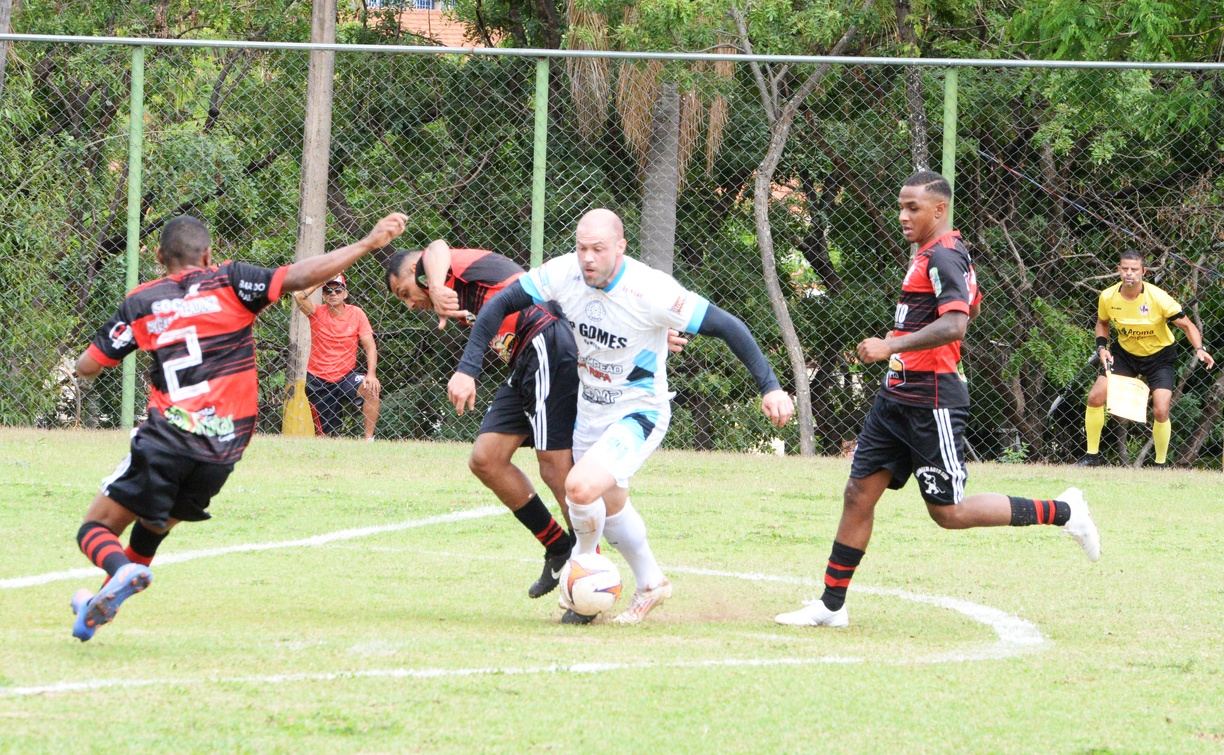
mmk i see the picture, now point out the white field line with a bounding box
[0,509,1047,696]
[0,506,507,589]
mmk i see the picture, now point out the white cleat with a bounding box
[774,600,849,627]
[1058,487,1100,562]
[612,578,672,625]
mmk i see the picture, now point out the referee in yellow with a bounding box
[1078,250,1214,467]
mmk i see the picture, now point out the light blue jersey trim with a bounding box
[600,261,628,293]
[685,296,711,333]
[520,274,546,304]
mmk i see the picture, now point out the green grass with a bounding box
[1,428,1222,753]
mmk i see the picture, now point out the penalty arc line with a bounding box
[0,510,1047,696]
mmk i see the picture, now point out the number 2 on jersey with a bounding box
[158,326,210,402]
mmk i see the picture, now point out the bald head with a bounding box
[575,208,627,288]
[577,208,625,240]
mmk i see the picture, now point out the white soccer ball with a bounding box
[559,552,622,616]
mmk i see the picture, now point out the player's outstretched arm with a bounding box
[282,213,408,292]
[695,305,793,427]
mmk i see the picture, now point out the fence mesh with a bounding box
[1,39,1221,467]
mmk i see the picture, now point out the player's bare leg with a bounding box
[776,470,890,627]
[470,432,573,597]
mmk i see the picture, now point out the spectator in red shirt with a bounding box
[292,274,381,440]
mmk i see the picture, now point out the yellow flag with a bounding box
[1106,373,1149,424]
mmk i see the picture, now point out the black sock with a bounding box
[1008,496,1071,527]
[77,521,131,577]
[513,495,569,554]
[128,520,168,560]
[819,541,865,612]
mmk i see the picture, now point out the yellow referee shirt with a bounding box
[1098,282,1183,357]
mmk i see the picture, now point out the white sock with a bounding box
[602,500,665,591]
[567,497,605,555]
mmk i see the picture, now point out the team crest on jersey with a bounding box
[886,353,907,389]
[584,300,607,321]
[1139,302,1150,315]
[108,322,134,350]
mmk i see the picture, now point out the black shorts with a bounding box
[306,370,365,435]
[1110,343,1177,392]
[101,428,234,529]
[478,321,578,451]
[848,395,968,505]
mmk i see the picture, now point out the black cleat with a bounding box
[561,608,596,625]
[528,549,570,599]
[1074,453,1103,467]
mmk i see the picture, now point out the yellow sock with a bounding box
[1085,405,1105,455]
[1153,419,1171,464]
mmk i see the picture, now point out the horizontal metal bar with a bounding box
[3,32,1224,70]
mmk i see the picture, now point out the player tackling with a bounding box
[774,171,1100,628]
[448,208,794,624]
[69,212,407,641]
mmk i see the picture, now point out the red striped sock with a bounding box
[77,522,131,577]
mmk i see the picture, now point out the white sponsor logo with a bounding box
[151,295,222,318]
[107,322,133,350]
[582,386,622,405]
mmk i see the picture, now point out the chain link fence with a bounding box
[1,37,1222,467]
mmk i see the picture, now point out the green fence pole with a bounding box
[530,57,549,269]
[942,67,958,225]
[120,45,145,429]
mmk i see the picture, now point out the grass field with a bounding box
[1,427,1221,753]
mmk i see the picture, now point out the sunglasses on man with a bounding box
[322,285,345,294]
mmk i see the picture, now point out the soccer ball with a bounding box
[559,553,622,616]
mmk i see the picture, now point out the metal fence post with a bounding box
[942,67,958,225]
[120,45,145,429]
[530,57,549,269]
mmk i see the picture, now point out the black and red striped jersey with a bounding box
[414,248,559,363]
[86,261,288,463]
[881,231,981,408]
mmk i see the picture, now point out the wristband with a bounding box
[1197,346,1208,353]
[1096,337,1108,349]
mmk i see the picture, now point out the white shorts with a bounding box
[572,407,670,488]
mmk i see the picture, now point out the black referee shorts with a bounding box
[1110,343,1177,392]
[478,321,578,451]
[848,394,969,506]
[101,428,234,529]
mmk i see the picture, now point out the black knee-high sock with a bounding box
[1008,496,1071,527]
[127,520,168,564]
[819,540,865,612]
[77,521,131,577]
[513,494,570,555]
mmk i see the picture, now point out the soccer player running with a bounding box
[292,274,382,440]
[70,212,407,641]
[385,240,581,599]
[448,209,794,624]
[1076,250,1214,467]
[774,171,1100,628]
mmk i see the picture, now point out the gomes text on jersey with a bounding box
[883,231,982,409]
[85,261,287,463]
[521,254,709,413]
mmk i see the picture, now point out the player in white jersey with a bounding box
[449,209,794,624]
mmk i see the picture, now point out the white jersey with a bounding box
[520,253,710,424]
